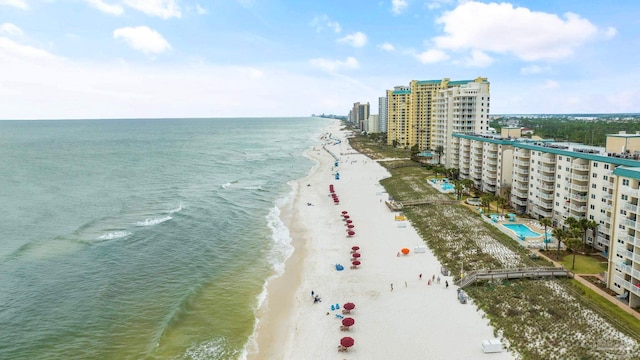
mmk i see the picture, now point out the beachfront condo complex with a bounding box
[383,77,490,153]
[449,130,640,308]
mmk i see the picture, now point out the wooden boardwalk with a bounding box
[456,267,572,288]
[385,199,458,211]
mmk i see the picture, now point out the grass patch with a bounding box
[561,254,607,274]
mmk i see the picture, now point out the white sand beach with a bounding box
[249,121,515,359]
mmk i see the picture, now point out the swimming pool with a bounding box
[502,223,541,238]
[441,183,454,191]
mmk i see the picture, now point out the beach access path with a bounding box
[249,122,515,359]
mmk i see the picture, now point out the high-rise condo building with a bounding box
[385,77,489,154]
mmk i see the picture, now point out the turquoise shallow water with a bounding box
[0,117,330,359]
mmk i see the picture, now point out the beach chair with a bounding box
[342,309,351,314]
[338,345,348,352]
[340,325,350,331]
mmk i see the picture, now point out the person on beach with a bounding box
[405,281,407,287]
[437,276,441,284]
[390,283,394,291]
[311,290,314,297]
[432,274,435,281]
[419,273,422,280]
[445,280,449,289]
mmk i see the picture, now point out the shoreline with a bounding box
[249,122,514,359]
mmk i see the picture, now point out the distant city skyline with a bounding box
[0,0,638,119]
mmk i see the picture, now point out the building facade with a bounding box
[450,131,640,309]
[378,96,388,133]
[385,77,489,153]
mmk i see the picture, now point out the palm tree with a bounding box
[481,194,492,214]
[462,179,475,196]
[453,180,464,200]
[566,227,583,270]
[497,197,506,215]
[539,218,553,251]
[586,220,599,253]
[434,145,444,165]
[552,228,568,261]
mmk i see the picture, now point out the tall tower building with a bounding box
[378,96,388,133]
[385,77,489,151]
[386,85,411,147]
[436,78,491,167]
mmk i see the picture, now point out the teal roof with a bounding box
[416,80,441,85]
[453,133,640,167]
[613,166,640,180]
[392,90,411,95]
[448,80,476,85]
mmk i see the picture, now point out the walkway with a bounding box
[456,267,571,288]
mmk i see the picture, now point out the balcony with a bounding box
[572,174,589,182]
[569,203,586,212]
[624,203,639,213]
[570,193,587,202]
[540,175,555,182]
[572,163,590,171]
[535,208,553,217]
[515,167,529,175]
[617,247,634,259]
[486,159,497,166]
[541,157,556,164]
[484,178,497,186]
[625,218,637,229]
[516,159,531,167]
[570,184,589,192]
[622,187,640,198]
[538,200,554,210]
[513,188,528,197]
[540,193,554,200]
[514,183,529,192]
[512,198,528,206]
[540,166,555,173]
[540,184,554,191]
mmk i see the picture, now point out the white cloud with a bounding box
[309,56,359,72]
[433,1,604,61]
[0,37,58,61]
[540,79,559,89]
[425,0,454,10]
[391,0,408,15]
[85,0,124,15]
[310,15,341,33]
[124,0,181,19]
[337,32,367,48]
[113,26,171,54]
[195,4,207,15]
[378,42,395,52]
[459,49,493,67]
[0,23,23,36]
[520,64,551,75]
[415,48,449,63]
[0,0,27,10]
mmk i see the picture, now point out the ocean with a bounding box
[0,117,332,359]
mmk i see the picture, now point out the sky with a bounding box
[1,0,639,119]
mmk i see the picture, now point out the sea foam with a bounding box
[136,216,172,227]
[97,231,132,240]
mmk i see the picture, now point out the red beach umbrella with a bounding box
[347,231,355,237]
[352,252,361,258]
[401,248,410,255]
[347,224,355,229]
[340,337,355,348]
[351,246,359,251]
[341,211,348,214]
[345,219,353,224]
[351,260,361,266]
[343,215,350,219]
[343,302,355,310]
[342,317,355,327]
